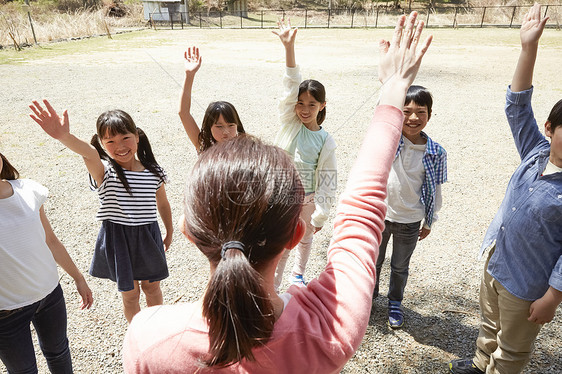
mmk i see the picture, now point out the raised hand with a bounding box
[29,99,70,140]
[378,12,432,88]
[272,18,297,48]
[377,12,432,109]
[30,99,104,183]
[520,3,548,48]
[512,3,548,92]
[184,46,202,75]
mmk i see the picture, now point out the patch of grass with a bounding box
[0,29,172,64]
[0,0,145,48]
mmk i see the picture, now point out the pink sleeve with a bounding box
[288,105,404,370]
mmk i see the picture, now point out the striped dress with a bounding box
[88,160,169,292]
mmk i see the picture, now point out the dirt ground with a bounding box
[1,27,561,373]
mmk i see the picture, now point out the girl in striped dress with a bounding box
[30,101,173,323]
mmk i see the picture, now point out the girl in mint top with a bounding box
[273,21,337,290]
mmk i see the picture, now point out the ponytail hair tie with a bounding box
[221,241,246,260]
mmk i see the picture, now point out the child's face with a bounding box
[211,114,238,143]
[546,122,562,167]
[402,102,430,143]
[101,130,139,168]
[295,91,325,128]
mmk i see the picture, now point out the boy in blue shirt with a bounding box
[449,3,562,373]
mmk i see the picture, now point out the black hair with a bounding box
[0,152,19,180]
[90,110,165,193]
[405,85,433,119]
[199,101,245,153]
[298,79,327,126]
[547,99,562,133]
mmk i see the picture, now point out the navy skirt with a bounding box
[90,221,168,292]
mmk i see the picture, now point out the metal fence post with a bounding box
[240,10,243,28]
[544,5,549,19]
[351,9,354,28]
[305,8,307,28]
[199,12,202,28]
[328,8,331,28]
[24,0,37,44]
[426,6,430,27]
[509,6,516,28]
[282,9,285,20]
[375,6,379,28]
[480,7,486,28]
[171,13,174,29]
[453,6,458,28]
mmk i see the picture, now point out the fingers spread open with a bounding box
[391,15,406,49]
[410,20,425,51]
[419,34,433,58]
[43,99,57,117]
[29,101,42,118]
[401,12,417,49]
[379,39,390,54]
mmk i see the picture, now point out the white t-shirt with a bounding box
[543,161,562,176]
[0,179,59,310]
[385,137,427,224]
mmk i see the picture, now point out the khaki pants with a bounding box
[473,248,542,374]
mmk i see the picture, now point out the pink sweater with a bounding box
[123,105,404,374]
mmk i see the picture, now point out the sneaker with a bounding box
[448,358,484,374]
[388,300,404,329]
[290,274,307,287]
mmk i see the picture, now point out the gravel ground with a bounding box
[1,27,561,373]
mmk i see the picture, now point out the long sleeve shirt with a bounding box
[480,86,562,301]
[274,66,337,228]
[122,105,404,374]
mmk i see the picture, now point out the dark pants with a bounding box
[0,284,72,374]
[374,220,421,302]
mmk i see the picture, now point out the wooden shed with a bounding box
[227,0,248,18]
[141,0,188,22]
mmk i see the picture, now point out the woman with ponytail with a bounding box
[30,103,172,323]
[124,11,432,373]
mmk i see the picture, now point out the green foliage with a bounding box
[189,0,204,12]
[57,0,101,12]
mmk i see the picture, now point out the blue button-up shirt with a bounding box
[480,86,562,301]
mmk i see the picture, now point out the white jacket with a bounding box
[274,66,337,228]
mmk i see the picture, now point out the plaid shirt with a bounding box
[395,132,447,227]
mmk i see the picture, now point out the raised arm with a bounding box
[40,206,93,310]
[30,100,105,185]
[378,13,432,109]
[273,19,297,68]
[299,13,432,366]
[512,3,548,92]
[178,46,203,150]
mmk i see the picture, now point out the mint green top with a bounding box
[274,66,337,228]
[287,126,329,193]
